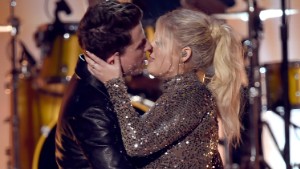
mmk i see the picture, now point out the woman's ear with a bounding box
[106,52,119,64]
[180,47,192,63]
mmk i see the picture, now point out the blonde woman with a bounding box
[85,8,248,168]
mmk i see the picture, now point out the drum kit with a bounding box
[1,0,299,169]
[1,1,155,169]
[2,0,82,169]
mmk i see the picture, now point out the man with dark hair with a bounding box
[55,1,152,168]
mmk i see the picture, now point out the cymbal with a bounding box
[0,25,13,33]
[212,9,298,21]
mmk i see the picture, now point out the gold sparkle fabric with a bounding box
[105,72,223,169]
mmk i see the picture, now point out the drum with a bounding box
[16,73,63,169]
[32,121,57,169]
[35,22,82,88]
[17,31,75,167]
[17,76,38,169]
[32,96,154,169]
[31,83,63,131]
[262,62,300,110]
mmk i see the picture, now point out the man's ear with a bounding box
[106,52,119,64]
[180,47,192,63]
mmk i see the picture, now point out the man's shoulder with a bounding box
[59,78,114,118]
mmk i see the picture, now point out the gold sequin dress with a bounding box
[105,72,224,169]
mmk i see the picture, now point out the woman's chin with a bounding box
[147,67,154,76]
[147,70,159,78]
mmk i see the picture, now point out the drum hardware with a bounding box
[261,109,300,157]
[4,0,22,168]
[234,0,269,169]
[7,69,64,169]
[219,0,297,168]
[19,41,36,66]
[34,0,75,84]
[212,9,298,21]
[16,45,38,169]
[279,0,292,168]
[0,25,13,33]
[214,5,297,167]
[34,22,81,94]
[260,109,300,169]
[19,41,37,78]
[240,0,293,168]
[2,31,38,169]
[16,1,77,168]
[54,0,72,22]
[3,1,75,169]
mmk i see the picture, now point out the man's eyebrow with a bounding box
[136,38,146,49]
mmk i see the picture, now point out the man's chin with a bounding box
[124,68,144,76]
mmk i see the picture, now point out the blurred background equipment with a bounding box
[4,0,81,168]
[34,22,81,95]
[11,0,159,168]
[180,0,235,14]
[7,0,21,168]
[211,0,299,168]
[213,8,298,21]
[1,0,300,169]
[34,0,79,86]
[28,0,80,168]
[243,1,266,168]
[0,25,13,33]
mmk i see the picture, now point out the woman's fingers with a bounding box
[113,54,121,67]
[85,50,106,66]
[87,64,95,75]
[84,51,122,83]
[85,55,95,67]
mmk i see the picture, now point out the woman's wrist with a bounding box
[105,77,126,90]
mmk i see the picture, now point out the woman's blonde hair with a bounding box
[156,9,248,145]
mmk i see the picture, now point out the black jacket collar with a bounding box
[75,54,108,97]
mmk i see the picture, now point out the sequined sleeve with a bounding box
[105,77,216,157]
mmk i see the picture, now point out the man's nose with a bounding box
[145,41,153,53]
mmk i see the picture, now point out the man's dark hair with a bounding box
[77,1,143,60]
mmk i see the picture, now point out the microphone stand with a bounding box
[280,0,291,168]
[246,0,265,168]
[8,0,21,168]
